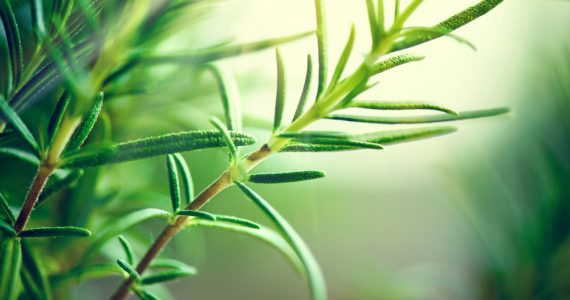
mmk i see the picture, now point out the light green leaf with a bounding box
[273,49,287,131]
[314,0,328,99]
[47,92,71,149]
[371,53,425,75]
[0,97,40,154]
[279,132,383,150]
[235,183,326,300]
[249,171,325,184]
[172,153,194,205]
[118,236,135,265]
[292,55,314,121]
[19,226,91,238]
[349,100,458,115]
[398,27,477,51]
[365,0,379,46]
[207,65,241,131]
[211,215,261,229]
[60,130,256,169]
[210,118,238,162]
[328,25,355,89]
[176,210,216,221]
[116,259,140,283]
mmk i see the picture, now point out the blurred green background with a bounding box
[2,0,570,299]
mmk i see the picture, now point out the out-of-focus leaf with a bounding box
[349,100,458,115]
[328,25,355,89]
[140,268,197,285]
[0,148,40,165]
[20,240,52,300]
[314,0,328,98]
[36,170,83,206]
[0,238,22,300]
[116,259,140,282]
[0,1,24,89]
[273,49,287,131]
[0,96,40,154]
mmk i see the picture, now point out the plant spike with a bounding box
[314,0,328,99]
[118,236,135,265]
[210,118,239,162]
[0,1,24,89]
[328,107,510,124]
[65,92,104,152]
[172,153,194,204]
[0,219,16,237]
[19,226,91,238]
[249,171,326,184]
[394,0,401,19]
[208,65,240,131]
[0,96,41,155]
[293,55,314,121]
[365,0,379,47]
[328,25,355,89]
[273,48,287,132]
[166,155,181,213]
[235,183,326,300]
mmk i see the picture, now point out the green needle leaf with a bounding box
[398,27,477,51]
[293,54,314,121]
[36,170,83,206]
[212,215,261,229]
[207,65,241,131]
[249,171,326,184]
[65,92,104,152]
[30,0,47,39]
[349,100,458,115]
[80,208,171,263]
[235,183,326,300]
[140,269,197,285]
[210,118,239,162]
[371,53,425,75]
[0,192,15,223]
[51,263,122,287]
[116,259,140,283]
[314,0,328,99]
[47,92,71,148]
[166,155,181,213]
[279,132,383,150]
[133,289,161,300]
[0,219,16,237]
[0,96,40,154]
[328,107,510,124]
[365,0,379,46]
[273,49,287,132]
[20,240,52,300]
[172,153,194,204]
[0,1,24,89]
[0,148,40,165]
[0,238,21,300]
[118,236,135,265]
[19,226,91,238]
[150,259,196,272]
[392,0,503,51]
[60,130,256,169]
[176,210,216,221]
[328,25,355,89]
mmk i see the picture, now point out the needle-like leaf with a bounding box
[235,183,326,300]
[47,92,71,148]
[391,0,503,51]
[398,27,477,51]
[176,210,216,221]
[140,269,197,285]
[210,118,238,162]
[30,0,47,39]
[0,219,15,237]
[328,107,510,124]
[208,65,241,131]
[212,215,261,229]
[133,289,160,300]
[328,25,355,89]
[0,148,40,165]
[20,240,52,300]
[0,238,21,300]
[349,100,458,115]
[116,259,140,282]
[172,153,194,205]
[118,236,135,265]
[150,259,196,272]
[0,192,15,224]
[293,55,314,121]
[166,155,181,213]
[352,126,458,145]
[60,130,256,169]
[273,49,287,132]
[0,96,40,154]
[365,0,379,46]
[19,226,91,238]
[65,92,104,152]
[371,53,425,75]
[314,0,328,98]
[0,1,24,89]
[249,171,326,184]
[279,132,383,150]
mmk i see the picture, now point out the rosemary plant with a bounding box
[0,0,508,299]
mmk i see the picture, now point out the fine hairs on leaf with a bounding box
[273,48,287,132]
[166,154,181,213]
[293,55,314,121]
[18,226,91,238]
[172,153,194,205]
[249,170,326,184]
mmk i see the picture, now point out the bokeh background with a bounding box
[2,0,570,299]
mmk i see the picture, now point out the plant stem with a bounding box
[13,165,53,233]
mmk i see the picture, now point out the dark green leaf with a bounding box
[65,92,104,152]
[172,153,194,205]
[150,258,195,272]
[212,215,261,229]
[80,208,171,263]
[166,155,181,213]
[30,0,47,39]
[47,92,71,148]
[0,97,40,154]
[36,170,83,206]
[176,210,216,221]
[60,130,256,169]
[273,49,287,131]
[20,240,52,300]
[0,148,40,165]
[133,289,161,300]
[0,1,24,89]
[116,259,140,282]
[140,269,197,285]
[0,238,21,300]
[235,183,326,300]
[19,226,91,238]
[0,219,15,237]
[328,107,510,124]
[349,100,458,115]
[0,192,15,223]
[292,55,314,121]
[314,0,328,99]
[118,236,135,265]
[391,0,504,51]
[210,118,238,162]
[328,25,355,89]
[371,54,425,75]
[249,171,325,184]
